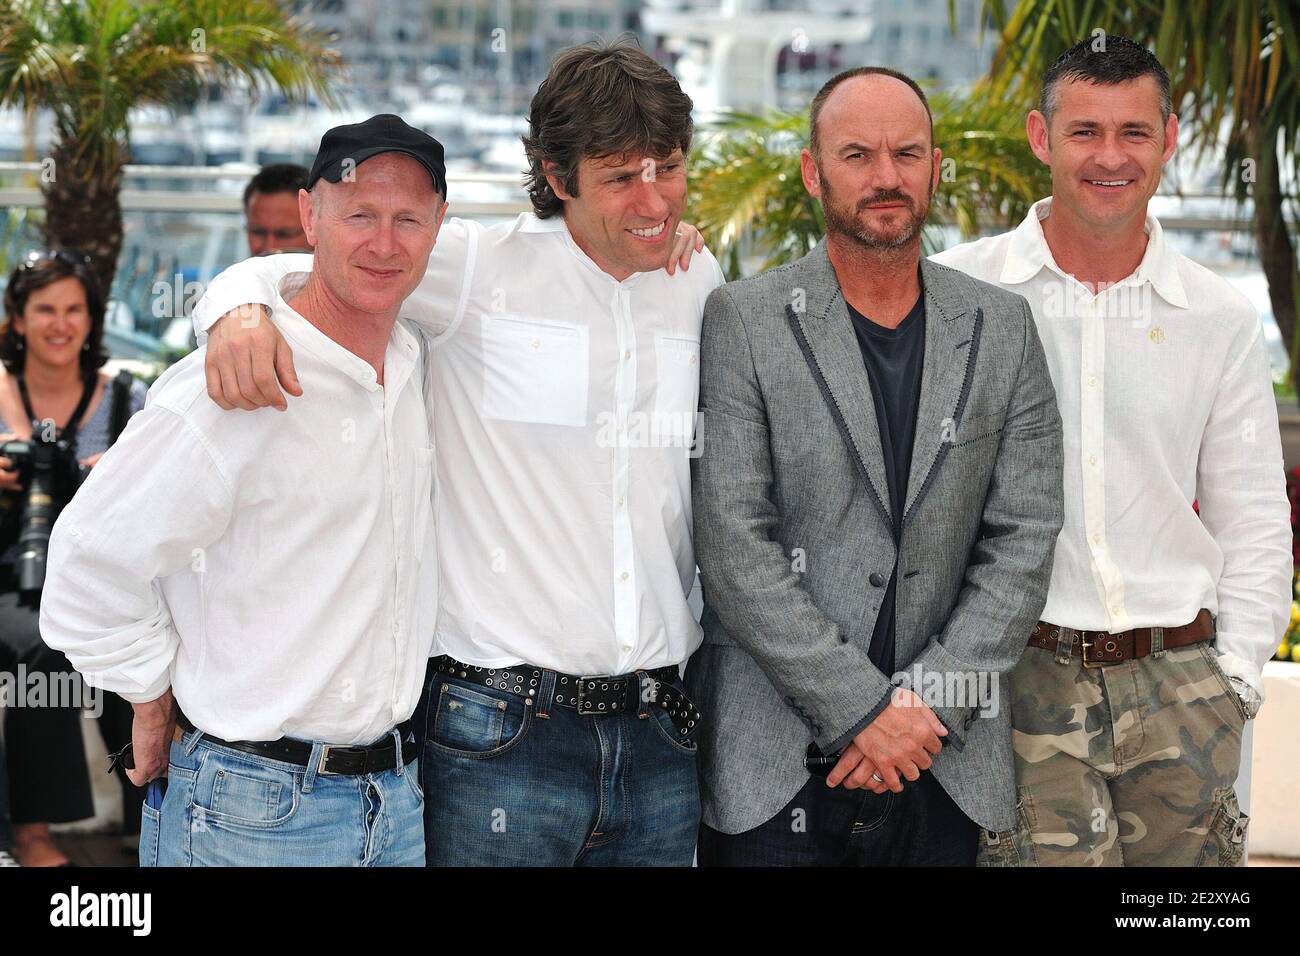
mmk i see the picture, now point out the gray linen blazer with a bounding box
[686,241,1063,834]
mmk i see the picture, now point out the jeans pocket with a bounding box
[1197,788,1250,867]
[427,679,531,758]
[139,804,161,868]
[191,747,300,829]
[649,703,699,756]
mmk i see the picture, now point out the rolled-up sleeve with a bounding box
[40,404,234,702]
[1195,318,1293,695]
[191,253,311,342]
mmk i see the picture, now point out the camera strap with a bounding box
[16,371,97,448]
[108,370,135,444]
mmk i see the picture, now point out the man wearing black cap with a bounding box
[40,117,448,866]
[192,44,721,867]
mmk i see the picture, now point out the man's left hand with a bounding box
[665,222,706,275]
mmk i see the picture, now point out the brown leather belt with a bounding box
[1028,609,1213,667]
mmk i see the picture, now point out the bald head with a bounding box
[810,67,933,158]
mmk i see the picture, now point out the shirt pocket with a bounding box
[411,445,434,563]
[480,314,589,427]
[653,332,700,440]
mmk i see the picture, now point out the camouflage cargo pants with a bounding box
[977,637,1250,867]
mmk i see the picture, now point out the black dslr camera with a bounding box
[0,431,85,607]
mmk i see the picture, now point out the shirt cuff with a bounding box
[1211,647,1263,697]
[1213,647,1264,700]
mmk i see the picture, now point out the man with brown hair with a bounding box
[933,35,1289,866]
[189,42,721,866]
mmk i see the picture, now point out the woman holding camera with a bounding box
[0,249,147,866]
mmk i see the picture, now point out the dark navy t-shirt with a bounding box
[846,290,926,677]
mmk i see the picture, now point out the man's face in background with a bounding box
[246,189,309,255]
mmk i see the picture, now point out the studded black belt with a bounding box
[429,654,702,740]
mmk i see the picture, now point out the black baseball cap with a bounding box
[307,113,447,197]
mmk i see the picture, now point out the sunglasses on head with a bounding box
[17,249,92,272]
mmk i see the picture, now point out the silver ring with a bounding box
[871,772,884,784]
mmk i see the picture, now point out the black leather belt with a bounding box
[177,712,417,775]
[429,654,702,740]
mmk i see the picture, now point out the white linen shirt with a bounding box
[41,275,438,744]
[933,198,1291,695]
[194,213,725,676]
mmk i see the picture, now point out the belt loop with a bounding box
[391,728,405,776]
[535,670,556,719]
[1054,627,1076,665]
[636,670,654,719]
[181,726,204,755]
[1150,626,1165,659]
[302,742,323,794]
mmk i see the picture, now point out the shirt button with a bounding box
[616,497,624,508]
[531,339,541,349]
[623,350,631,360]
[620,571,629,582]
[1089,455,1097,466]
[1088,376,1097,387]
[1093,533,1102,544]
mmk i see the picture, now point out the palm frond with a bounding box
[687,92,1048,275]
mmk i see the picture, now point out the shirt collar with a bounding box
[272,273,419,392]
[514,211,652,288]
[1000,196,1188,309]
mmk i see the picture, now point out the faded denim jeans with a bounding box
[142,725,424,867]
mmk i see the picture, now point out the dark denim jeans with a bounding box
[414,660,700,866]
[698,768,977,866]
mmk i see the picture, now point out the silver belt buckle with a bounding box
[317,744,340,775]
[1081,634,1122,668]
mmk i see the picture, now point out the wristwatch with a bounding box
[1227,676,1263,720]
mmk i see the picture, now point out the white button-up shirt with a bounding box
[42,275,438,744]
[195,213,724,676]
[933,198,1291,694]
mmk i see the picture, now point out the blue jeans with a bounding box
[415,662,701,865]
[141,726,425,867]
